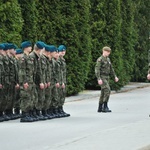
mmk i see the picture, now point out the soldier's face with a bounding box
[103,50,110,57]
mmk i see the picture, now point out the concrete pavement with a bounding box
[0,82,150,150]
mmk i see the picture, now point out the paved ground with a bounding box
[0,82,150,150]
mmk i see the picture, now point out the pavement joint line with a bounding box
[65,83,150,103]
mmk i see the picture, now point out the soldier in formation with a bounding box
[0,41,70,122]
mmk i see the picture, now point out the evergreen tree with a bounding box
[132,0,150,81]
[18,0,38,43]
[0,0,23,45]
[120,0,137,83]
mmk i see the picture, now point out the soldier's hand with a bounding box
[44,83,48,89]
[40,83,45,89]
[47,82,51,87]
[98,79,103,85]
[0,84,3,89]
[62,83,65,89]
[115,77,119,82]
[15,83,20,89]
[147,74,150,80]
[23,83,29,89]
[56,83,60,88]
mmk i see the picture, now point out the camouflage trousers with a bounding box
[0,88,4,111]
[50,84,59,108]
[14,89,20,109]
[99,76,111,104]
[20,83,36,112]
[35,86,45,110]
[58,86,66,107]
[43,86,52,110]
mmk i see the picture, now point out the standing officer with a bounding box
[58,45,70,117]
[19,41,35,122]
[29,41,47,120]
[95,46,119,113]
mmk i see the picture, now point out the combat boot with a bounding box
[52,108,62,118]
[5,109,16,120]
[20,111,34,122]
[42,110,53,119]
[47,108,56,119]
[0,111,5,122]
[36,109,47,120]
[102,102,111,113]
[97,103,103,113]
[14,108,21,119]
[59,106,70,117]
[29,110,38,122]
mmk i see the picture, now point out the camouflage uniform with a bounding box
[95,55,116,112]
[0,54,4,121]
[58,57,66,107]
[51,57,60,109]
[19,53,35,113]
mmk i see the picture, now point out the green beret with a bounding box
[21,41,32,49]
[16,48,23,54]
[58,45,66,52]
[0,43,5,50]
[36,41,45,49]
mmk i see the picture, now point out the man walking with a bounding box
[95,46,119,113]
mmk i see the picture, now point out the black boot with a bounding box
[20,111,34,122]
[36,109,47,120]
[102,102,111,113]
[52,108,62,118]
[14,108,21,119]
[29,110,38,121]
[97,103,103,112]
[47,108,56,119]
[42,110,52,119]
[59,106,70,117]
[5,109,16,120]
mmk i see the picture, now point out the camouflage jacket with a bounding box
[0,55,4,85]
[95,55,116,80]
[59,57,66,84]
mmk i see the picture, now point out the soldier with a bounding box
[58,45,70,117]
[19,41,35,122]
[95,46,119,113]
[49,45,62,118]
[29,41,47,120]
[5,43,19,120]
[14,48,24,118]
[0,44,5,122]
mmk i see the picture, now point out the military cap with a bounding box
[45,44,57,52]
[21,41,32,49]
[0,43,5,50]
[58,45,66,52]
[8,43,18,49]
[36,41,45,49]
[16,48,23,54]
[3,43,9,51]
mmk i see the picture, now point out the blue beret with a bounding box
[58,45,66,52]
[3,43,9,51]
[21,41,32,49]
[45,45,57,52]
[0,43,5,50]
[16,48,23,54]
[36,41,45,49]
[8,43,18,49]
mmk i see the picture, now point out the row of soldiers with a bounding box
[0,41,70,122]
